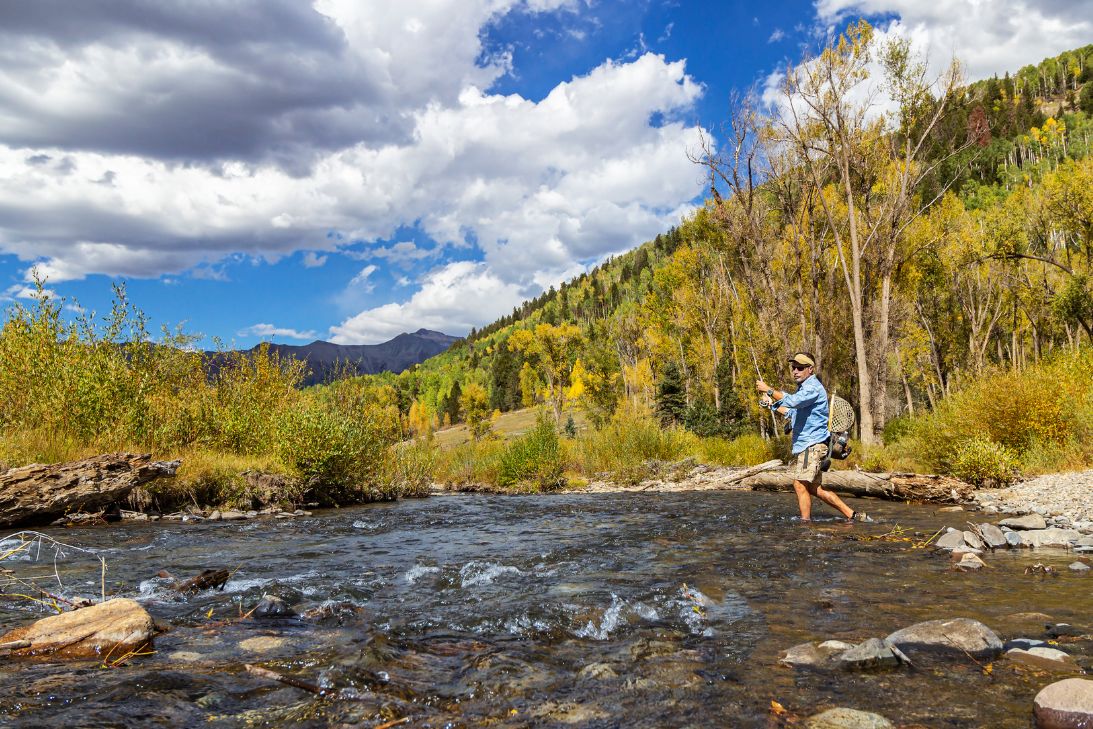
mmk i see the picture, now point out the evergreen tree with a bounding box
[445,380,462,424]
[716,356,748,437]
[655,361,686,426]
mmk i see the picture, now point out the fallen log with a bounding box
[740,469,974,503]
[165,568,230,594]
[0,453,180,527]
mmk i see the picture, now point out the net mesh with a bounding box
[829,394,856,433]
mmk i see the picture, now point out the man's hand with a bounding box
[755,379,769,394]
[759,394,773,407]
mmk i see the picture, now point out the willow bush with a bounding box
[891,348,1093,477]
[0,285,406,507]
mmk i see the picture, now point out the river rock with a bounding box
[577,662,618,681]
[1021,528,1081,548]
[1008,647,1079,672]
[252,594,294,618]
[1006,531,1023,547]
[885,618,1002,659]
[835,638,900,670]
[953,553,986,571]
[220,510,247,521]
[238,636,288,653]
[1033,678,1093,729]
[0,598,154,659]
[951,546,984,558]
[1000,514,1048,530]
[963,530,986,550]
[781,642,838,668]
[1006,638,1048,651]
[806,707,894,729]
[978,523,1007,548]
[1070,562,1090,572]
[936,530,967,550]
[819,640,855,652]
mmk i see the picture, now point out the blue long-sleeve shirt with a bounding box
[772,374,830,454]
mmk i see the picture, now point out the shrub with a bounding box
[382,438,438,498]
[573,403,697,481]
[949,437,1020,487]
[899,349,1090,475]
[696,433,772,466]
[277,403,394,505]
[498,412,565,491]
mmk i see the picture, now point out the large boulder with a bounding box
[1033,678,1093,729]
[0,598,154,660]
[885,618,1002,659]
[806,707,894,729]
[1020,529,1081,548]
[999,514,1048,530]
[978,523,1008,549]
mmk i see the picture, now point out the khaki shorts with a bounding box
[792,442,828,484]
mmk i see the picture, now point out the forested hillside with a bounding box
[368,30,1093,455]
[367,32,1093,456]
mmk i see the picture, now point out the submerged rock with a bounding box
[1007,647,1079,672]
[835,638,900,671]
[806,707,894,729]
[780,641,847,668]
[577,662,617,681]
[1034,678,1093,729]
[999,514,1048,530]
[1069,562,1090,572]
[885,618,1002,659]
[0,598,154,660]
[252,594,295,618]
[954,553,987,571]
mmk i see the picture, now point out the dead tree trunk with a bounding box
[0,453,180,527]
[740,470,974,503]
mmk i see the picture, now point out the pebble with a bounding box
[1033,678,1093,729]
[238,636,288,653]
[1069,562,1090,572]
[977,472,1093,527]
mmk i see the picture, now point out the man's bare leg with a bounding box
[793,479,813,520]
[810,483,854,519]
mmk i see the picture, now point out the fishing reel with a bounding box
[830,431,852,460]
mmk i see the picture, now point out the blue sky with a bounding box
[0,0,1087,345]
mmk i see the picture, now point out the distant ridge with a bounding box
[212,329,460,386]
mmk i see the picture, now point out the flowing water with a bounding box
[0,491,1088,728]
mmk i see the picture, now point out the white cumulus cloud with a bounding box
[238,323,319,341]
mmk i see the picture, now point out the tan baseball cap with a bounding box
[788,352,816,367]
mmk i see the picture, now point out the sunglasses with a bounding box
[790,363,811,371]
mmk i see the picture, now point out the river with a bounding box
[0,491,1087,727]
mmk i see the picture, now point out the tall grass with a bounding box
[0,285,409,507]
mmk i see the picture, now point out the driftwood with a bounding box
[740,469,974,503]
[0,453,179,527]
[162,568,230,594]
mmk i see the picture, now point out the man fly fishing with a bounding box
[756,352,871,523]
